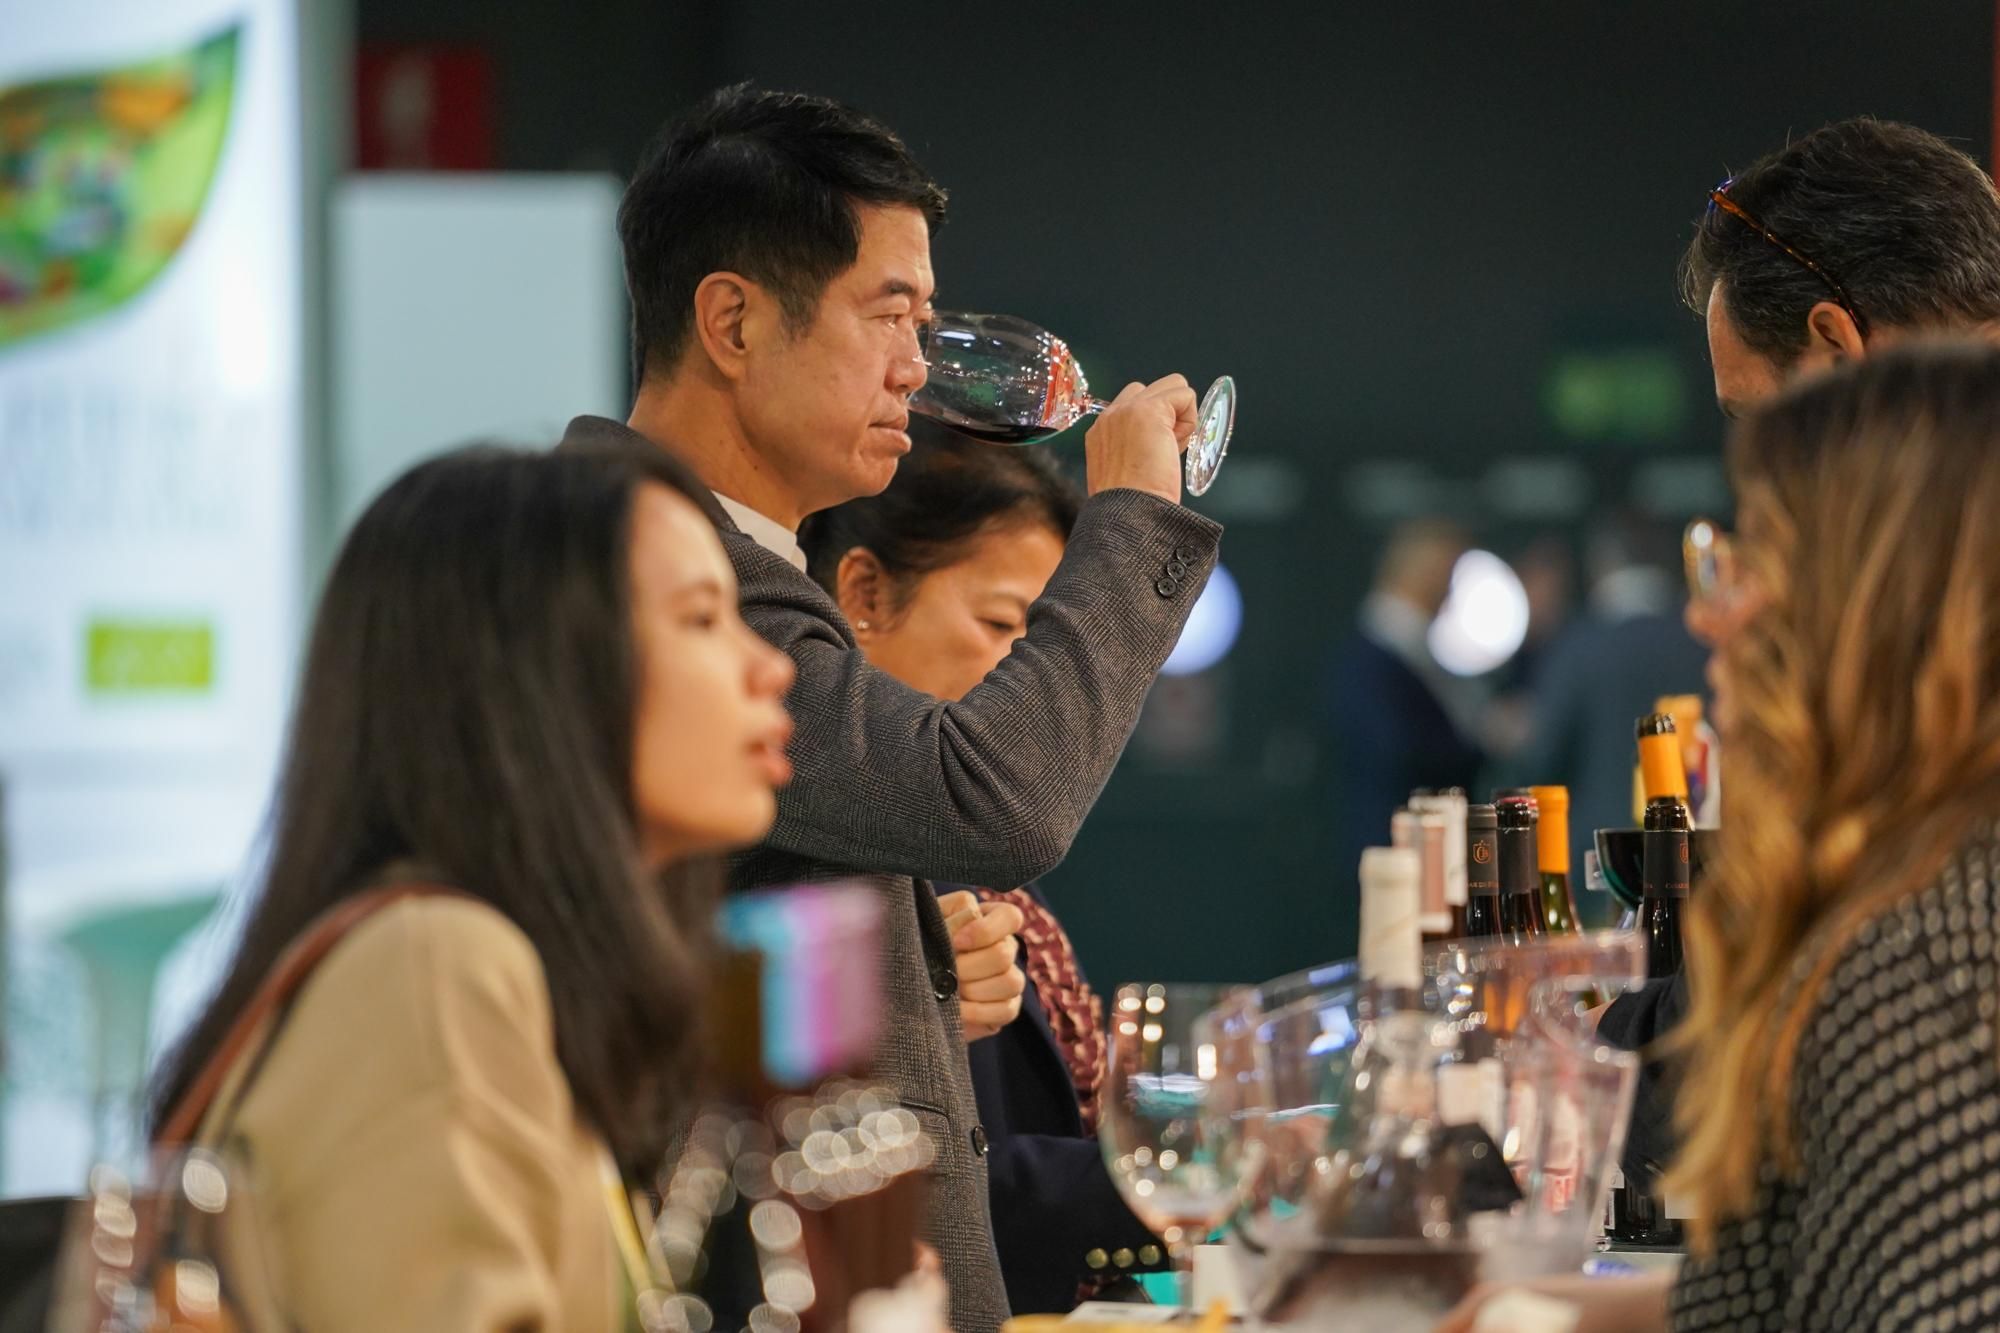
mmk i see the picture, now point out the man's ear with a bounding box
[1804,299,1868,363]
[835,547,891,634]
[690,272,779,381]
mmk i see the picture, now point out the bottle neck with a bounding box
[1536,811,1571,876]
[1499,825,1539,899]
[1642,810,1691,900]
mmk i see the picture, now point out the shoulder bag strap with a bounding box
[154,881,467,1148]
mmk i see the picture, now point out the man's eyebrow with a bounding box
[874,278,936,304]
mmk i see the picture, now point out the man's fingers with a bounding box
[953,901,1024,952]
[955,934,1020,982]
[960,996,1024,1037]
[959,966,1026,1004]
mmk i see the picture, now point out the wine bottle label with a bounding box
[1443,793,1470,907]
[1468,830,1500,898]
[1478,1057,1506,1144]
[1359,847,1423,991]
[1437,1063,1485,1127]
[1543,1095,1582,1213]
[1418,814,1450,924]
[1642,828,1690,898]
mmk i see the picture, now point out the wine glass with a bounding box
[1098,982,1244,1308]
[912,311,1237,496]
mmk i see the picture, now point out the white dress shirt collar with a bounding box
[714,493,807,573]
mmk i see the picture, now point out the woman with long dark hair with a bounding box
[1445,343,2000,1330]
[799,424,1165,1314]
[150,446,795,1328]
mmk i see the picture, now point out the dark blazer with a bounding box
[560,417,1221,1333]
[1517,611,1710,881]
[939,883,1164,1314]
[1325,632,1483,891]
[1597,971,1688,1184]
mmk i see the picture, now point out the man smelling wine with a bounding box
[562,85,1222,1333]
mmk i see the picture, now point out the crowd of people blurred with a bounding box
[1326,508,1711,922]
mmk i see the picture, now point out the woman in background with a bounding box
[1445,343,2000,1330]
[800,423,1165,1313]
[149,447,796,1330]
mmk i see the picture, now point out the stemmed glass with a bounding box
[1098,982,1246,1309]
[912,311,1237,496]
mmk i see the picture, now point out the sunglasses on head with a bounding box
[1707,178,1870,340]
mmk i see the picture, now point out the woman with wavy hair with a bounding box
[1445,342,2000,1332]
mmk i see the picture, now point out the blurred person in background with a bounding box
[148,448,800,1330]
[1325,517,1484,889]
[798,423,1167,1314]
[1447,342,2000,1333]
[1476,535,1577,769]
[564,85,1219,1333]
[1512,510,1707,902]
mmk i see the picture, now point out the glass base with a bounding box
[1186,376,1235,497]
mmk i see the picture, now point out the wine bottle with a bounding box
[1529,785,1581,935]
[1637,714,1691,981]
[1319,848,1456,1234]
[1495,796,1544,944]
[1463,804,1501,939]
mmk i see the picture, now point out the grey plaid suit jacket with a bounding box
[561,416,1222,1333]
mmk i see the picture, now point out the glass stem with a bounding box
[1170,1236,1196,1316]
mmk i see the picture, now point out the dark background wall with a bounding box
[356,0,1995,986]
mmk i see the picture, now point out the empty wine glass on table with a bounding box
[912,311,1238,496]
[1098,982,1248,1310]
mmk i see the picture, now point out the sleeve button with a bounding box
[1085,1248,1109,1270]
[1139,1244,1163,1265]
[1112,1248,1135,1268]
[1165,558,1190,580]
[1155,577,1178,598]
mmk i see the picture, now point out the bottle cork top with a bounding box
[1531,785,1571,874]
[1637,714,1690,801]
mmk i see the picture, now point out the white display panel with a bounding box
[0,0,305,1190]
[0,0,304,896]
[332,172,626,528]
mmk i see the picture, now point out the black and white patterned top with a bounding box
[1671,827,2000,1332]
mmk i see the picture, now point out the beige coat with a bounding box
[204,895,623,1331]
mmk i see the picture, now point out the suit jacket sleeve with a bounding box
[741,488,1222,887]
